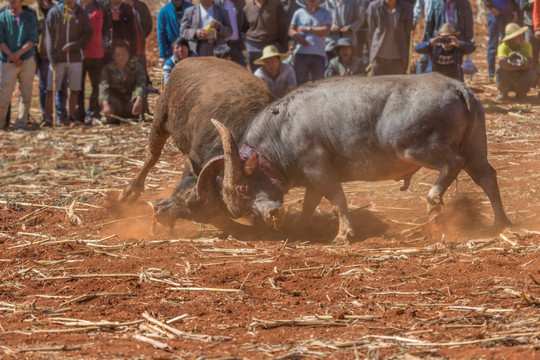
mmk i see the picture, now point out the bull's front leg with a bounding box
[295,185,323,227]
[119,126,170,202]
[302,156,355,244]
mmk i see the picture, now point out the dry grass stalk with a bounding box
[167,287,240,293]
[132,334,169,349]
[59,292,135,307]
[141,311,231,342]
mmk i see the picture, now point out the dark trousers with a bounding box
[524,27,540,66]
[294,53,326,86]
[36,56,68,121]
[496,68,537,95]
[487,11,514,79]
[370,57,405,76]
[108,93,136,123]
[227,40,246,67]
[77,57,103,120]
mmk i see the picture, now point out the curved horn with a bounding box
[193,155,224,204]
[211,119,242,189]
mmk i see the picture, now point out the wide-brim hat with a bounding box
[502,23,528,42]
[435,23,460,37]
[254,45,288,65]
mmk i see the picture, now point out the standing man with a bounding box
[521,0,539,66]
[216,0,246,66]
[32,0,69,125]
[157,0,193,65]
[322,0,361,59]
[367,0,413,76]
[45,0,92,126]
[289,0,332,85]
[121,0,155,94]
[0,0,37,130]
[483,0,519,82]
[180,0,232,57]
[243,0,287,72]
[76,0,111,124]
[102,0,136,62]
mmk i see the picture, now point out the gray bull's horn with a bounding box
[193,155,224,204]
[211,119,242,190]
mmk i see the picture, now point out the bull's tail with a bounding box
[451,81,482,155]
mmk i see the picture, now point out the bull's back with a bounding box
[247,73,474,181]
[160,57,275,163]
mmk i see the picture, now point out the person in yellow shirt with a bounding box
[496,22,538,101]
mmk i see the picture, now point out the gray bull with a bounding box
[190,73,511,242]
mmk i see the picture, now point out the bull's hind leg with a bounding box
[403,146,465,220]
[119,125,170,202]
[464,160,511,227]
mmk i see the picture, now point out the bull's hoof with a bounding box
[118,185,142,203]
[493,215,512,230]
[332,228,355,245]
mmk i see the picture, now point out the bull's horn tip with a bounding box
[210,118,222,127]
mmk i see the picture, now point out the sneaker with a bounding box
[495,92,508,101]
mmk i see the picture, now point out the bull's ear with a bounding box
[186,156,202,176]
[243,153,259,176]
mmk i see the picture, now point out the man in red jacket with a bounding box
[76,0,111,124]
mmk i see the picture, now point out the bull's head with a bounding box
[192,119,286,230]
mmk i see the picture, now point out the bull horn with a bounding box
[192,155,224,204]
[211,119,242,189]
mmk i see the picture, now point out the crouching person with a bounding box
[496,23,537,101]
[414,23,475,81]
[254,45,296,98]
[325,38,365,77]
[99,41,146,124]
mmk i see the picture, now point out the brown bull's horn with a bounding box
[211,119,242,189]
[193,155,224,204]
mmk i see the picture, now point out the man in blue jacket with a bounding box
[157,0,193,65]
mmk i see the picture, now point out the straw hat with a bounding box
[253,46,288,65]
[435,23,460,37]
[502,23,528,42]
[23,0,35,5]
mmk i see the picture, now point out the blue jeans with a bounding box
[294,53,326,86]
[487,11,514,79]
[416,54,432,74]
[37,57,67,121]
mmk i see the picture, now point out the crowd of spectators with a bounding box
[1,0,540,131]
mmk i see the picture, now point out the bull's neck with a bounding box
[239,143,287,186]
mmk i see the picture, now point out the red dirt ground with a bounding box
[1,6,540,360]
